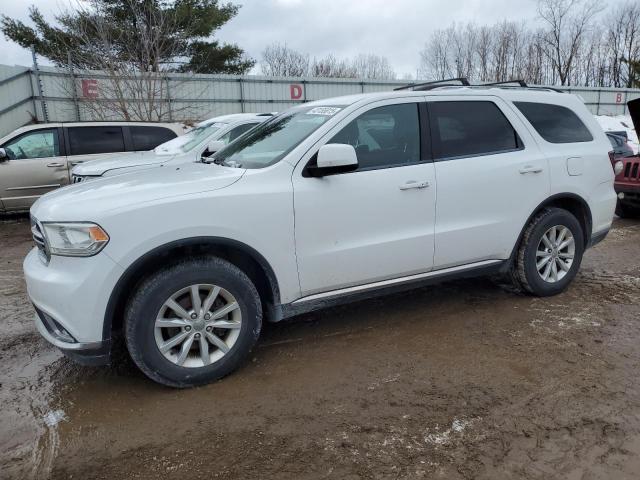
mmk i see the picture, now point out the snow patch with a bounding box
[43,409,66,427]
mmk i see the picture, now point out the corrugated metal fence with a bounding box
[1,62,639,137]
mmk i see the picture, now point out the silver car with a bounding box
[0,122,184,212]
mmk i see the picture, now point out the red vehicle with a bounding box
[614,98,640,218]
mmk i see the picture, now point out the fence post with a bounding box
[31,46,48,122]
[596,89,601,115]
[239,77,245,113]
[165,75,173,121]
[67,52,81,121]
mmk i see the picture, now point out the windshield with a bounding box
[154,122,227,155]
[212,106,344,169]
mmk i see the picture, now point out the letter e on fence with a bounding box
[82,79,98,98]
[290,84,303,100]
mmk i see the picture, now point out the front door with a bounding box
[0,128,68,211]
[293,100,436,297]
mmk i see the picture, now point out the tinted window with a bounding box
[130,126,177,151]
[328,103,420,170]
[3,129,60,159]
[429,101,520,160]
[68,126,125,155]
[219,123,259,145]
[514,102,593,143]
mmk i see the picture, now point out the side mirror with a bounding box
[307,144,358,177]
[206,140,225,155]
[0,148,7,161]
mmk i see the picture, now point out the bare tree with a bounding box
[58,0,199,121]
[311,54,356,78]
[260,43,309,77]
[351,54,396,79]
[537,0,603,85]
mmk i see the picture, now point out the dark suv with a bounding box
[613,99,640,218]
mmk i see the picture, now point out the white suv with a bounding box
[24,85,617,387]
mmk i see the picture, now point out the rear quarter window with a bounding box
[130,126,177,151]
[514,102,593,144]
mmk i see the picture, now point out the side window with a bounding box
[219,123,259,145]
[130,126,177,151]
[514,102,593,144]
[68,126,125,155]
[429,101,521,160]
[328,103,420,170]
[3,129,60,160]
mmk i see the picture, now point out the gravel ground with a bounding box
[1,214,640,479]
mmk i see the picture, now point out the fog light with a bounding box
[618,192,625,200]
[614,161,624,176]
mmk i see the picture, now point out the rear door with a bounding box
[0,127,68,211]
[65,125,127,166]
[429,97,550,268]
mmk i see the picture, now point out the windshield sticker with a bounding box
[306,107,342,116]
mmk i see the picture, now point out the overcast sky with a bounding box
[0,0,627,77]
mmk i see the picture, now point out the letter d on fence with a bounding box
[290,84,303,100]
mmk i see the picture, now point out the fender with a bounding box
[507,192,593,263]
[102,236,281,343]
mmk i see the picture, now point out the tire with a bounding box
[615,201,640,219]
[124,256,262,388]
[512,208,584,297]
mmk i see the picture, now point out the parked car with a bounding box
[25,83,617,387]
[0,122,184,212]
[613,98,640,218]
[606,132,635,159]
[71,114,272,182]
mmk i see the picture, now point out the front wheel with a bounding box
[512,208,584,296]
[124,256,262,388]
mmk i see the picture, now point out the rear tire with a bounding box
[512,208,584,297]
[615,201,640,219]
[124,256,262,388]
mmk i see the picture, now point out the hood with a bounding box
[629,98,640,142]
[72,151,175,176]
[32,162,244,220]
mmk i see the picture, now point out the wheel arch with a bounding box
[103,237,281,343]
[510,193,593,261]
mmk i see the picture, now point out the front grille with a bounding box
[622,158,640,181]
[30,216,49,261]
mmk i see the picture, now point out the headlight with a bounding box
[41,222,109,257]
[614,160,624,176]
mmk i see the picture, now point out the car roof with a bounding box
[197,113,273,127]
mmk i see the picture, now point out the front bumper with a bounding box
[34,308,111,365]
[24,247,124,363]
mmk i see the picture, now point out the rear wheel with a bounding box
[124,256,262,388]
[512,208,584,296]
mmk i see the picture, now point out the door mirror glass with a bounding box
[206,140,225,154]
[307,144,358,177]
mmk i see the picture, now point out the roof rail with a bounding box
[394,77,470,91]
[483,79,528,87]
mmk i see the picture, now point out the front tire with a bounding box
[124,256,262,388]
[512,208,584,296]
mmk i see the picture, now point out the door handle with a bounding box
[519,165,543,174]
[399,180,430,190]
[46,162,64,168]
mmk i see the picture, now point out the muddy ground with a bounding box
[1,215,640,479]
